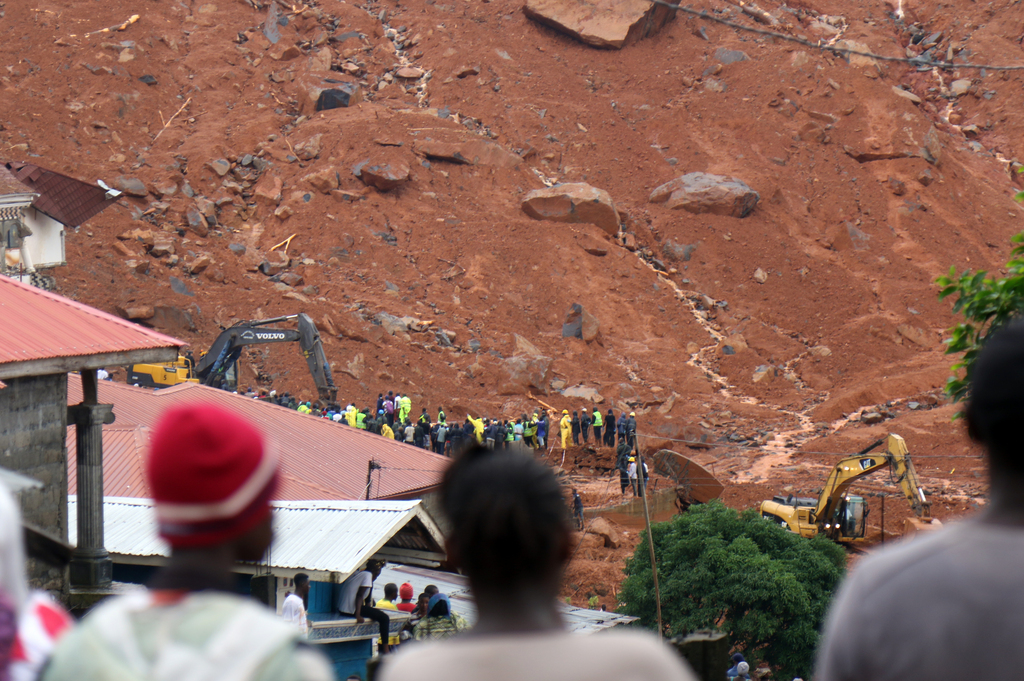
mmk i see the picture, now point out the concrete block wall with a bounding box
[0,373,68,588]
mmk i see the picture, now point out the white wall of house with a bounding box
[21,207,65,269]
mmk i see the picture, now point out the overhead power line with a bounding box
[655,0,1024,71]
[640,433,984,459]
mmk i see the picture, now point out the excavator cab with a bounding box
[825,495,867,540]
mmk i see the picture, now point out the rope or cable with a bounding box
[654,0,1024,71]
[641,434,983,459]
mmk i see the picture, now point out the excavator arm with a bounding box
[193,314,337,402]
[194,316,302,387]
[814,433,931,530]
[882,433,932,520]
[296,312,338,403]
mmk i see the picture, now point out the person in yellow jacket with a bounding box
[559,410,572,450]
[467,414,485,443]
[399,394,412,423]
[345,406,358,427]
[381,422,395,439]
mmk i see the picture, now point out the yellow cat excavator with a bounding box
[760,434,939,543]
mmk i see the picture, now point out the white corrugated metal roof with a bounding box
[69,497,443,579]
[376,564,638,634]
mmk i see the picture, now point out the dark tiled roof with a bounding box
[0,166,36,199]
[5,161,117,227]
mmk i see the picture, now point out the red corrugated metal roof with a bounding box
[67,377,449,500]
[67,425,342,500]
[5,161,117,227]
[0,275,183,368]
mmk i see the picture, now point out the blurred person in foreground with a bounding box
[816,319,1024,681]
[380,446,696,681]
[0,479,73,681]
[43,405,334,681]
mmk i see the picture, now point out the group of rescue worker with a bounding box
[251,386,640,457]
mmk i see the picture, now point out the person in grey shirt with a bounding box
[817,319,1024,681]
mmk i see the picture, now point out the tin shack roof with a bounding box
[376,563,638,634]
[67,376,450,500]
[0,276,182,380]
[70,497,446,580]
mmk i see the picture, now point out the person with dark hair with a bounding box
[817,319,1024,681]
[42,405,333,681]
[727,653,751,680]
[603,408,615,447]
[571,411,581,446]
[571,489,584,531]
[616,439,632,496]
[338,560,391,654]
[380,446,696,681]
[377,583,399,610]
[409,593,431,628]
[282,573,311,633]
[580,408,591,444]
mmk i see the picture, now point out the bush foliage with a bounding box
[618,501,846,680]
[937,232,1024,403]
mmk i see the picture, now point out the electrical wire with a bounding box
[640,433,984,458]
[653,0,1024,71]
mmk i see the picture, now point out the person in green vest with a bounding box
[523,416,537,449]
[591,408,604,445]
[399,394,412,423]
[505,421,514,448]
[356,408,367,429]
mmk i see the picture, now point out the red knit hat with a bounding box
[399,582,414,600]
[147,404,278,548]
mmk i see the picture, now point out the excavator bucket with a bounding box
[652,450,725,508]
[904,516,943,538]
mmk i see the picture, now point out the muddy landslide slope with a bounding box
[4,0,1023,453]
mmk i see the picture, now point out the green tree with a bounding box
[936,232,1024,403]
[618,501,846,680]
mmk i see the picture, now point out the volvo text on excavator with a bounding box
[759,433,939,543]
[128,313,338,402]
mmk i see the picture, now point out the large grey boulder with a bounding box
[649,172,759,218]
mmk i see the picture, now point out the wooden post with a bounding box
[636,434,664,639]
[880,493,885,544]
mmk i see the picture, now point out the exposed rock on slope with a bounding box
[524,0,681,49]
[522,184,620,234]
[649,173,759,218]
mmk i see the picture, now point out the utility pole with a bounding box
[365,459,381,500]
[635,431,664,639]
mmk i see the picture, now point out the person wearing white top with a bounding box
[281,573,310,634]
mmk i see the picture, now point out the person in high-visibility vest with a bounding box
[591,408,604,445]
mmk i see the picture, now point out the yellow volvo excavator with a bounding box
[760,434,938,543]
[128,313,338,402]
